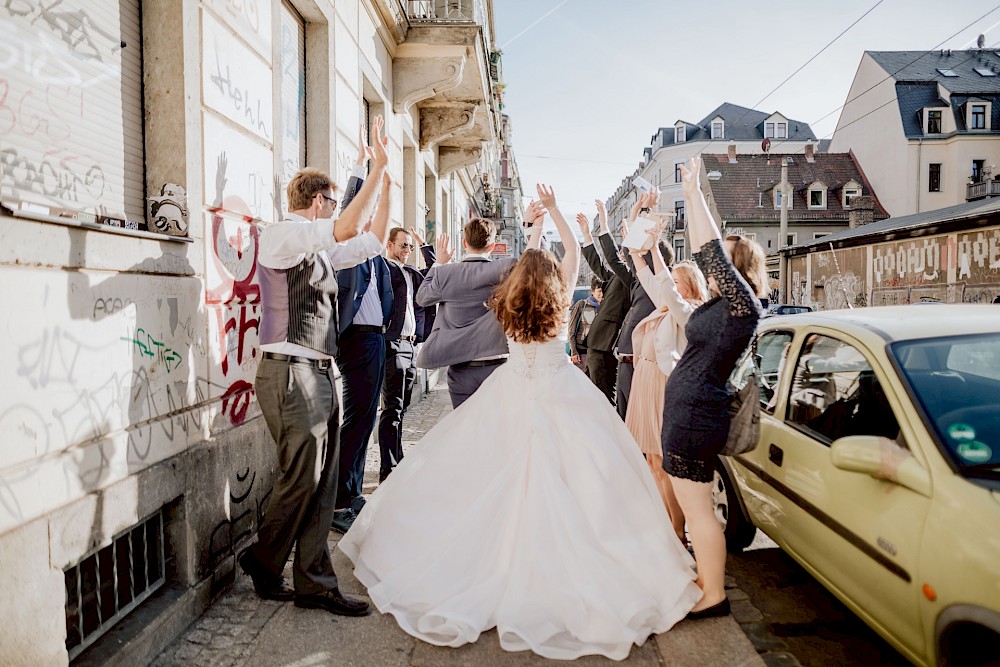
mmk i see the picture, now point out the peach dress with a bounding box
[624,306,671,457]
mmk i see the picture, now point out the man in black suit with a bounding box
[378,225,435,481]
[331,152,394,533]
[579,201,632,404]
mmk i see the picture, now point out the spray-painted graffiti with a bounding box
[872,238,941,286]
[822,272,864,311]
[957,228,1000,281]
[121,328,184,373]
[208,464,270,569]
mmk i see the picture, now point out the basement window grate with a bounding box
[64,511,165,660]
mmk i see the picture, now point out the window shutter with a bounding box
[0,0,145,226]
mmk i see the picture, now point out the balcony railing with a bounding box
[406,0,486,23]
[966,179,1000,201]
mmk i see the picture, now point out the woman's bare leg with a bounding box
[670,474,727,611]
[647,454,686,543]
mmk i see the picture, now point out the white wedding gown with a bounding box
[338,328,702,661]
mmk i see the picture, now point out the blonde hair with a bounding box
[725,235,769,298]
[287,168,337,211]
[672,260,709,307]
[489,249,569,343]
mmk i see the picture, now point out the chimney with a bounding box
[728,140,737,163]
[847,195,876,229]
[804,142,815,163]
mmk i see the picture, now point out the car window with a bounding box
[755,331,794,414]
[786,334,901,445]
[946,337,1000,381]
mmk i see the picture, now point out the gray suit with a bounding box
[416,256,517,407]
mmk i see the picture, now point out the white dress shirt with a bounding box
[258,213,382,359]
[352,258,385,327]
[387,257,416,337]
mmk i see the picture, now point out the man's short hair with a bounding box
[287,168,337,211]
[590,276,603,291]
[464,217,496,251]
[388,227,409,244]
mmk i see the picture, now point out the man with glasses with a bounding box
[240,117,392,617]
[378,226,436,481]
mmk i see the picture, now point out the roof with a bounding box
[769,304,1000,342]
[701,152,888,223]
[868,50,1000,95]
[785,196,1000,251]
[663,102,817,145]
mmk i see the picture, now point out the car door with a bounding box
[765,330,931,659]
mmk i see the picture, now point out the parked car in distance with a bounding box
[765,303,814,316]
[714,305,1000,667]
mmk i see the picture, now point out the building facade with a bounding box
[830,49,1000,217]
[605,103,817,261]
[0,0,512,663]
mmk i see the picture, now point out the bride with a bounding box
[339,184,702,661]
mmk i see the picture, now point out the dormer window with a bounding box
[842,180,861,208]
[970,103,989,130]
[765,122,774,139]
[927,109,942,134]
[675,125,686,143]
[776,122,787,139]
[773,189,793,210]
[808,182,827,210]
[710,117,724,139]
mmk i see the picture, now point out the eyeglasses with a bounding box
[319,193,338,208]
[396,242,416,250]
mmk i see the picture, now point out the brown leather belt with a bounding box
[262,351,332,370]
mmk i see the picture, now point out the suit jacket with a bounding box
[581,241,630,353]
[597,233,655,355]
[633,263,698,376]
[385,244,436,343]
[415,256,517,369]
[335,172,393,333]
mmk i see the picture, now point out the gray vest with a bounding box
[259,253,340,355]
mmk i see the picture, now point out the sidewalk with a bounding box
[153,384,763,667]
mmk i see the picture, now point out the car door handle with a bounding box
[769,444,784,467]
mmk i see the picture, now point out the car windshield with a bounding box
[891,333,1000,477]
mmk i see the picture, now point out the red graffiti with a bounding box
[217,305,259,376]
[207,195,260,305]
[221,380,255,425]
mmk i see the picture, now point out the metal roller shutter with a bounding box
[0,0,145,227]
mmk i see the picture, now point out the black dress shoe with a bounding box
[239,551,295,602]
[685,597,730,620]
[294,588,371,616]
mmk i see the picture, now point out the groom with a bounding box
[416,214,533,408]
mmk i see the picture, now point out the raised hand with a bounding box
[620,218,630,241]
[436,233,454,264]
[409,225,426,246]
[356,124,370,167]
[525,200,547,226]
[575,212,589,233]
[681,157,702,198]
[595,199,608,227]
[536,183,557,210]
[371,115,389,168]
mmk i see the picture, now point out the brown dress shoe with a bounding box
[294,588,372,616]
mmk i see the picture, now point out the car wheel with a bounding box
[939,622,1000,667]
[712,458,757,553]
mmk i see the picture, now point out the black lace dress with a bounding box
[660,239,762,482]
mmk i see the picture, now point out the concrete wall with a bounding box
[0,0,496,663]
[785,223,1000,309]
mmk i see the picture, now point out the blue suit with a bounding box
[332,174,392,511]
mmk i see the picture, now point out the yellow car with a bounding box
[714,305,1000,667]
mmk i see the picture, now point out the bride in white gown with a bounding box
[339,185,702,661]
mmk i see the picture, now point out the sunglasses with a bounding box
[394,242,415,249]
[319,193,339,208]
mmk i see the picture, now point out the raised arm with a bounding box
[367,172,393,246]
[333,115,388,242]
[680,157,722,254]
[536,184,579,295]
[524,200,546,250]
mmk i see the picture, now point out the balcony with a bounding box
[390,0,499,175]
[966,179,1000,201]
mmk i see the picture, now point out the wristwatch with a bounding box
[639,207,651,214]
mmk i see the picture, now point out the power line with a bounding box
[520,154,639,167]
[500,0,572,49]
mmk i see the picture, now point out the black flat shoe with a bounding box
[685,597,730,620]
[238,551,295,601]
[295,588,371,616]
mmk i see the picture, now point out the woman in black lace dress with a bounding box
[661,158,767,619]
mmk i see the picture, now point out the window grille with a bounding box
[64,512,165,660]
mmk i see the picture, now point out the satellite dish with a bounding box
[762,138,771,152]
[978,33,986,48]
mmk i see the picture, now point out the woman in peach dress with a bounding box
[625,231,708,544]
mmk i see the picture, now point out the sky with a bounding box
[491,0,1000,224]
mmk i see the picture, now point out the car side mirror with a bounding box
[830,435,931,497]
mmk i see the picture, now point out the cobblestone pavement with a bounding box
[153,383,762,666]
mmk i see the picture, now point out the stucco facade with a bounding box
[0,0,510,663]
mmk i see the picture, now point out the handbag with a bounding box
[721,354,762,457]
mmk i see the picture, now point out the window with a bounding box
[929,163,941,192]
[279,2,306,207]
[786,334,900,444]
[785,232,797,246]
[774,189,792,209]
[712,121,724,139]
[675,125,686,143]
[927,109,942,134]
[843,185,861,208]
[776,122,787,139]
[937,68,959,77]
[765,122,775,139]
[971,104,987,130]
[976,67,997,77]
[755,331,795,414]
[809,189,826,209]
[813,232,832,239]
[0,0,145,228]
[674,238,686,262]
[675,162,683,183]
[674,200,685,228]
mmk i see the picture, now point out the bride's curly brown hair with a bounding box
[489,249,569,343]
